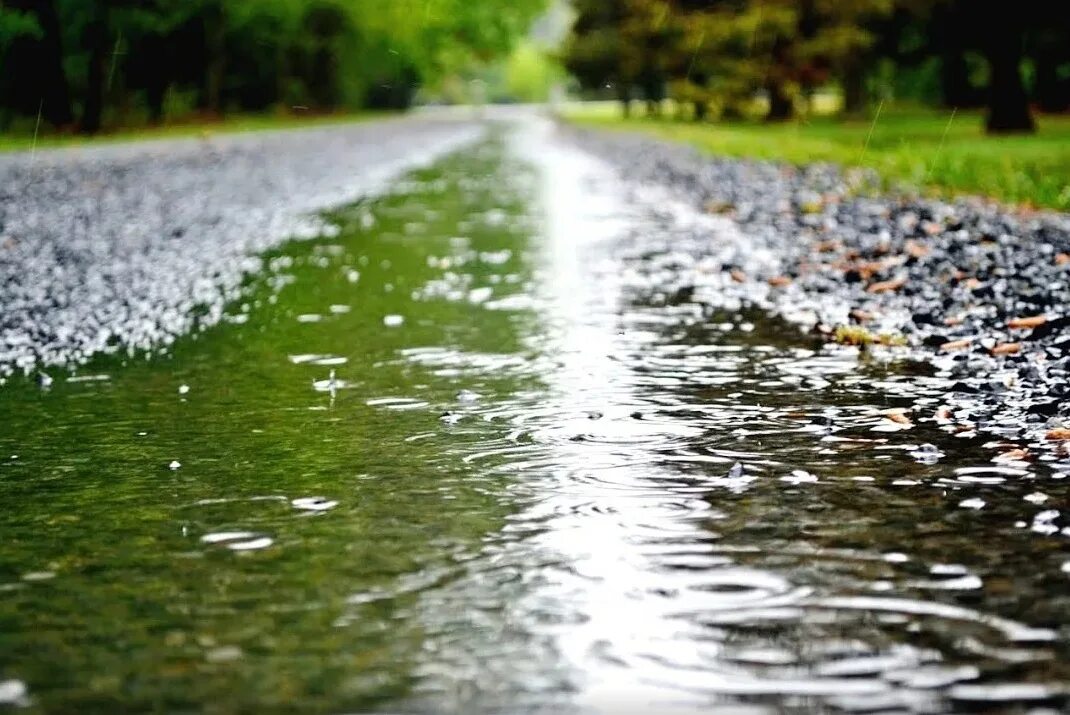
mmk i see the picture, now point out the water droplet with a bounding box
[0,680,28,705]
[291,497,338,512]
[200,532,272,551]
[205,645,243,663]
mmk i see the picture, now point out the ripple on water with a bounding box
[200,532,274,551]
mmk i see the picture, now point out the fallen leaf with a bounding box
[704,199,735,215]
[884,413,912,425]
[993,448,1029,463]
[940,339,972,351]
[767,275,792,287]
[850,309,874,322]
[1008,315,1046,329]
[904,239,930,258]
[867,276,907,294]
[963,277,982,290]
[935,407,953,421]
[1045,428,1070,441]
[1056,253,1070,266]
[730,269,746,283]
[943,315,964,326]
[991,342,1021,356]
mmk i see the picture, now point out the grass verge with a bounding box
[0,110,394,154]
[564,105,1070,211]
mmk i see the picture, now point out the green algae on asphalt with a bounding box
[0,140,540,712]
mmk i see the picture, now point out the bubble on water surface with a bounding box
[67,374,110,383]
[0,680,28,706]
[205,645,243,663]
[200,532,273,551]
[780,469,818,485]
[291,497,338,512]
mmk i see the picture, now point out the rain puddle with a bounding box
[0,119,1068,714]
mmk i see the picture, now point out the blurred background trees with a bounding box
[0,0,548,133]
[563,0,1070,134]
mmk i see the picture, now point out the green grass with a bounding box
[564,104,1070,211]
[0,110,394,153]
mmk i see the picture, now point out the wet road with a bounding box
[0,116,1068,713]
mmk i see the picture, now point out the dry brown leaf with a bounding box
[767,275,792,287]
[1008,315,1046,329]
[850,309,874,322]
[993,448,1029,463]
[935,406,953,421]
[1055,253,1070,266]
[884,413,913,426]
[991,342,1021,356]
[730,269,746,283]
[940,339,971,351]
[904,239,931,258]
[943,315,964,326]
[963,277,982,290]
[867,276,907,294]
[1045,428,1070,441]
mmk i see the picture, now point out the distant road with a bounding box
[0,116,482,377]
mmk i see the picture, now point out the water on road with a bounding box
[1,119,1068,713]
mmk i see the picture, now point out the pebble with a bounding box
[571,127,1070,450]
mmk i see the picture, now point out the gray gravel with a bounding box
[0,117,482,378]
[566,124,1070,449]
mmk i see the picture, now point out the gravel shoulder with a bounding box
[566,123,1070,451]
[0,117,482,377]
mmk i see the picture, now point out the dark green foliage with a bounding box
[562,0,1070,135]
[0,0,547,134]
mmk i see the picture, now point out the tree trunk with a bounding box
[939,50,977,108]
[616,84,630,118]
[80,2,110,134]
[3,0,73,125]
[1034,49,1070,113]
[842,62,866,117]
[146,79,168,124]
[201,2,225,114]
[35,0,74,125]
[766,79,793,121]
[983,23,1034,133]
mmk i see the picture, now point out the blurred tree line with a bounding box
[0,0,546,133]
[563,0,1070,133]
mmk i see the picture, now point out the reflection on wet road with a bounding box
[0,118,1067,713]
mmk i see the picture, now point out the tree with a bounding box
[978,1,1034,134]
[0,0,73,127]
[563,0,633,113]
